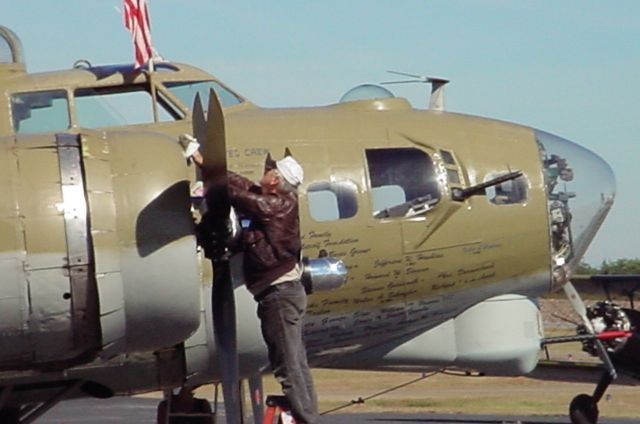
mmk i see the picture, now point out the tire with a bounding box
[569,393,599,424]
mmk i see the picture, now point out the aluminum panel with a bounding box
[95,271,126,357]
[0,258,27,363]
[28,267,74,362]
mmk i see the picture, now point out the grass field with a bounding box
[182,299,639,418]
[187,350,638,418]
[185,368,638,418]
[304,369,638,417]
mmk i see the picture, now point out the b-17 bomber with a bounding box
[0,24,634,424]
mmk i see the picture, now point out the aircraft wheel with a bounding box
[569,393,599,424]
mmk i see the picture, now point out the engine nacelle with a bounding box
[0,130,200,370]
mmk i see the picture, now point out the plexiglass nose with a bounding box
[535,130,615,273]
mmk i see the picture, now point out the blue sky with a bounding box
[4,1,639,265]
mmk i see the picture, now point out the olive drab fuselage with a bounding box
[0,25,615,404]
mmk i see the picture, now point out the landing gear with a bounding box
[568,371,613,424]
[560,283,630,424]
[569,394,598,424]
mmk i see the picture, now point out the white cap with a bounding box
[276,156,304,187]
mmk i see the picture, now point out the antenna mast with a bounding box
[381,71,450,111]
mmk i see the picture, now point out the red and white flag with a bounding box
[123,0,153,68]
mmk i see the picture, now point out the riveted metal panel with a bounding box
[82,133,126,357]
[91,231,119,275]
[0,218,21,253]
[83,136,124,356]
[80,131,110,161]
[0,138,28,367]
[15,147,61,217]
[83,157,113,194]
[0,258,28,364]
[0,137,18,219]
[86,192,118,274]
[86,191,116,230]
[22,214,67,269]
[15,144,67,270]
[107,131,200,352]
[56,133,100,358]
[27,267,74,363]
[95,271,126,358]
[57,134,89,267]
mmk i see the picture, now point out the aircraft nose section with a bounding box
[535,130,615,275]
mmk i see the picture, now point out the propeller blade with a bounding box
[194,90,242,423]
[212,260,242,422]
[563,281,591,331]
[203,89,228,189]
[192,93,206,151]
[563,281,617,379]
[595,338,618,379]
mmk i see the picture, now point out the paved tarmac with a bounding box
[37,397,636,424]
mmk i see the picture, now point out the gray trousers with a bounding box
[257,280,318,424]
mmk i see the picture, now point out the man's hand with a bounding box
[179,134,203,166]
[191,149,204,167]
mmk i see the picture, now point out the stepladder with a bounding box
[262,395,296,424]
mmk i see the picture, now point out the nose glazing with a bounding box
[535,130,615,277]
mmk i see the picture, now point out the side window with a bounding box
[440,149,462,184]
[366,148,441,218]
[75,86,175,128]
[307,180,358,222]
[11,90,70,134]
[485,172,528,205]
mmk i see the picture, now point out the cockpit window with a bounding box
[11,90,70,134]
[485,172,528,205]
[75,86,176,128]
[164,81,243,110]
[307,180,358,222]
[366,148,440,218]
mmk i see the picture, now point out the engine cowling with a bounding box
[610,308,640,377]
[0,130,201,370]
[580,301,640,377]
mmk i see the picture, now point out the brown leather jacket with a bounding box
[227,172,301,295]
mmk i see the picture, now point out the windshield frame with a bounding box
[163,80,245,112]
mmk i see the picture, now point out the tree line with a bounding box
[576,258,640,275]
